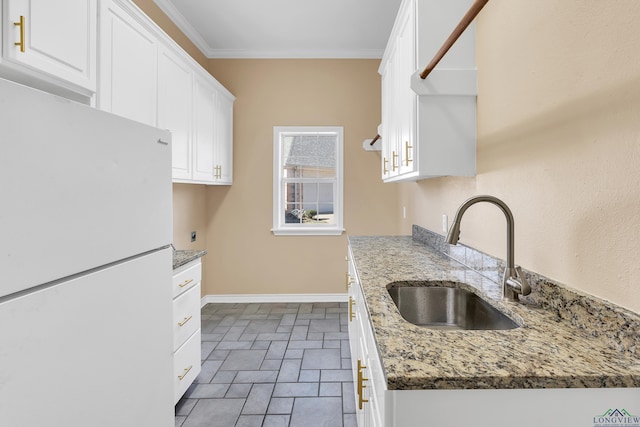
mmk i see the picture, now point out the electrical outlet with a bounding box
[190,231,196,242]
[442,214,448,233]
[403,206,407,219]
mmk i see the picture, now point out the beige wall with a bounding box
[400,0,640,312]
[203,59,401,295]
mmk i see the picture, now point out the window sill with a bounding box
[271,227,345,236]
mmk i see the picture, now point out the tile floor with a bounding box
[175,302,356,427]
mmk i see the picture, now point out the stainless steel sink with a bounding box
[387,283,519,330]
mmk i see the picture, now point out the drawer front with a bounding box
[172,260,201,298]
[173,283,201,351]
[174,329,201,404]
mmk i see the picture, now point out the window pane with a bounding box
[316,205,335,225]
[282,134,336,179]
[284,183,304,206]
[317,183,333,204]
[285,203,303,224]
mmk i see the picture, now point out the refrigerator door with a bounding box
[0,78,172,298]
[0,248,173,427]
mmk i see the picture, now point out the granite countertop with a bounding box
[173,249,207,270]
[348,235,640,390]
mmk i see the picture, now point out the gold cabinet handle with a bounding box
[178,279,193,288]
[392,151,398,171]
[178,315,193,327]
[404,141,413,166]
[383,157,389,174]
[357,359,369,409]
[345,273,354,291]
[14,16,25,53]
[177,365,192,380]
[349,296,355,322]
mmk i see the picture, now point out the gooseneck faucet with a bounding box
[446,195,531,302]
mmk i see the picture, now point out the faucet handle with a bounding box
[514,266,531,296]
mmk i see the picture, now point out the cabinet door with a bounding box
[158,45,193,181]
[380,43,399,180]
[98,0,157,126]
[192,76,216,183]
[3,0,96,92]
[396,7,417,176]
[213,92,234,185]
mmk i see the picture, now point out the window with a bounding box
[272,126,344,236]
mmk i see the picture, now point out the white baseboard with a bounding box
[201,293,348,307]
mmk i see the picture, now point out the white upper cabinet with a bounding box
[191,76,216,183]
[173,68,234,185]
[98,0,234,185]
[380,0,476,182]
[98,0,158,127]
[158,45,193,181]
[1,0,97,101]
[214,92,233,185]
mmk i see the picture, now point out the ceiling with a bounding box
[153,0,403,58]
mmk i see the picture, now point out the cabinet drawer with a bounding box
[173,283,201,351]
[172,260,201,298]
[174,329,201,404]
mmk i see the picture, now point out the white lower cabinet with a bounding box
[348,248,386,427]
[172,258,202,404]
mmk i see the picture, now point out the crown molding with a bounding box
[153,0,212,56]
[153,0,383,59]
[206,48,384,59]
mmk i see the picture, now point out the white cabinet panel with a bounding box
[1,0,96,97]
[158,45,193,181]
[192,76,217,182]
[174,329,201,404]
[172,260,201,298]
[214,92,234,185]
[0,249,174,427]
[173,283,201,351]
[98,0,157,126]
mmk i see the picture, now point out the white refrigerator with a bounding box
[0,78,174,426]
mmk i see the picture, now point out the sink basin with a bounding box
[387,283,519,330]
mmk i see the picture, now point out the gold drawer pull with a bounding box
[357,359,369,409]
[178,315,193,327]
[178,279,193,288]
[14,16,25,52]
[404,141,413,166]
[345,273,354,291]
[177,365,192,380]
[349,296,355,322]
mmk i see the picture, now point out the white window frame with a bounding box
[272,126,344,236]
